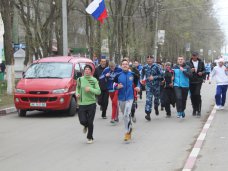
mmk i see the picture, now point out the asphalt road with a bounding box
[0,81,217,171]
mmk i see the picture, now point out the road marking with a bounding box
[182,105,216,171]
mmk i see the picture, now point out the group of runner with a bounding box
[76,52,228,144]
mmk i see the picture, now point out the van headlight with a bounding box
[52,88,68,94]
[15,89,26,94]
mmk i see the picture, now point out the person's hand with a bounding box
[134,87,140,92]
[149,75,154,81]
[191,68,196,72]
[117,83,123,89]
[225,68,228,72]
[180,67,184,71]
[169,83,173,87]
[106,73,110,77]
[85,86,90,92]
[76,94,80,98]
[140,80,145,85]
[198,72,203,76]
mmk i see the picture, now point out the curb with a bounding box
[0,107,17,116]
[182,106,217,171]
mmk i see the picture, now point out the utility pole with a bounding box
[153,1,159,62]
[62,0,68,56]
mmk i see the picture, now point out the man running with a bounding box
[100,61,122,124]
[173,56,192,118]
[76,65,101,144]
[114,59,140,141]
[186,51,205,117]
[93,57,109,119]
[140,55,163,121]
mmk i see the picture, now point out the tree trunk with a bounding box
[0,0,15,95]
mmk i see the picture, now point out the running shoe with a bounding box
[87,139,93,144]
[145,114,151,121]
[83,127,87,134]
[132,116,136,123]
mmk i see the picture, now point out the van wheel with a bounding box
[18,109,27,117]
[67,97,76,116]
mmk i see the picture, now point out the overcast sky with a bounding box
[214,0,228,52]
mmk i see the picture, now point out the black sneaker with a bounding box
[155,107,159,116]
[196,111,201,117]
[192,110,196,116]
[145,115,151,121]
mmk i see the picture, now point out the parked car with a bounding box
[14,56,95,117]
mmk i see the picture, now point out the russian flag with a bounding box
[86,0,108,23]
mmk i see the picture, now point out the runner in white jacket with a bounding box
[210,58,228,110]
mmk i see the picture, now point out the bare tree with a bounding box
[0,0,15,94]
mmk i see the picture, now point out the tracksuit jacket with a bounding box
[173,64,192,88]
[100,66,122,91]
[114,71,140,101]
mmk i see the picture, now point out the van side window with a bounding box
[74,64,82,79]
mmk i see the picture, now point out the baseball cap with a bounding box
[192,51,199,56]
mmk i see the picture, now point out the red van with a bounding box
[14,56,95,117]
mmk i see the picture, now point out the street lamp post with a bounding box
[153,1,158,62]
[62,0,68,56]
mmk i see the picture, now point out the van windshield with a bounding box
[24,62,73,79]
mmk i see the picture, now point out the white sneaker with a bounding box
[87,139,93,144]
[215,105,221,110]
[132,116,136,123]
[220,106,225,110]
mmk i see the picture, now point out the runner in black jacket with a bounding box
[186,51,206,117]
[93,58,109,119]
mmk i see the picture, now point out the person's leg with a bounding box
[78,105,88,128]
[101,90,109,118]
[113,91,119,120]
[221,85,228,106]
[164,89,171,116]
[195,83,202,115]
[189,84,197,115]
[215,85,222,106]
[109,91,118,121]
[87,104,96,140]
[123,100,133,134]
[174,87,182,113]
[145,85,153,115]
[182,88,189,112]
[153,85,160,115]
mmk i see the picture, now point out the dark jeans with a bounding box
[215,85,228,106]
[189,83,202,112]
[174,87,189,112]
[97,90,109,117]
[78,103,96,139]
[163,88,176,115]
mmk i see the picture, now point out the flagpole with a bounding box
[62,0,68,56]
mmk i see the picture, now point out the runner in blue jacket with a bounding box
[114,59,140,142]
[173,56,192,118]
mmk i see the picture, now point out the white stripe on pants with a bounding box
[119,100,133,133]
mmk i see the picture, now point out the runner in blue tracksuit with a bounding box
[100,62,122,123]
[173,56,192,118]
[140,55,163,121]
[114,59,140,142]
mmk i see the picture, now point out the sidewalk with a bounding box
[194,106,228,171]
[0,105,16,116]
